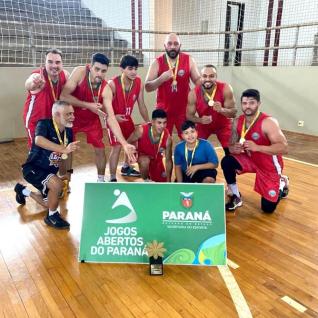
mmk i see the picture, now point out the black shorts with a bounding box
[22,165,56,201]
[182,169,217,183]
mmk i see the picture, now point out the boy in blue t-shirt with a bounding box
[174,120,218,183]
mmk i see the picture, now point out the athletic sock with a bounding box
[97,175,105,182]
[49,209,58,216]
[228,183,240,197]
[122,162,129,169]
[22,188,31,196]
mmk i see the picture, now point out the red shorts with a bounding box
[165,113,185,139]
[25,125,36,149]
[149,156,167,182]
[156,103,186,140]
[197,122,231,148]
[107,117,135,146]
[233,153,280,202]
[73,117,104,148]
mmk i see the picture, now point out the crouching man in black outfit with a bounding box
[14,100,79,229]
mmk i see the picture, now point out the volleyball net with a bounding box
[0,0,317,67]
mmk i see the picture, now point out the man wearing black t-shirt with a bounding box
[14,100,80,229]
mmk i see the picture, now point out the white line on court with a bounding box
[215,146,318,168]
[218,265,253,318]
[283,156,318,168]
[227,258,240,269]
[0,188,12,192]
[3,149,316,196]
[281,296,307,313]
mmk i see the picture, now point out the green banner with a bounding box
[79,183,226,266]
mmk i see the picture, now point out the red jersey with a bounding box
[23,68,67,129]
[72,65,107,128]
[138,123,170,182]
[156,52,190,115]
[195,81,231,127]
[111,75,141,117]
[236,112,284,175]
[138,123,169,158]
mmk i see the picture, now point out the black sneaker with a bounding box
[14,183,26,205]
[110,178,117,182]
[226,194,243,211]
[44,212,70,229]
[121,166,141,177]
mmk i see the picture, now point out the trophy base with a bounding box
[149,256,163,275]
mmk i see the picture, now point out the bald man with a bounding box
[145,33,200,138]
[186,64,237,155]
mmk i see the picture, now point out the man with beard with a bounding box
[23,48,69,148]
[186,64,236,155]
[61,53,136,182]
[14,101,80,229]
[145,33,200,138]
[107,55,150,182]
[221,89,289,213]
[127,109,173,182]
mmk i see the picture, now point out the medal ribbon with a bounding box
[204,84,217,105]
[120,74,134,110]
[47,76,59,102]
[88,71,102,103]
[185,140,199,168]
[166,53,180,83]
[52,119,68,148]
[240,111,261,141]
[150,126,165,157]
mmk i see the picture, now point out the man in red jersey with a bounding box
[221,89,289,213]
[127,109,173,182]
[186,64,236,155]
[23,48,69,148]
[61,53,136,182]
[107,55,149,182]
[145,33,200,138]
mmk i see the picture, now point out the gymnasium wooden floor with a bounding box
[0,132,317,318]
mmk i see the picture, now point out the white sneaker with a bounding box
[279,175,289,199]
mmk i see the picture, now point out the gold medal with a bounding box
[166,54,179,93]
[204,84,217,107]
[185,140,199,168]
[150,126,165,158]
[121,74,134,109]
[240,111,261,145]
[52,119,69,160]
[171,80,178,92]
[88,69,102,103]
[47,75,59,102]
